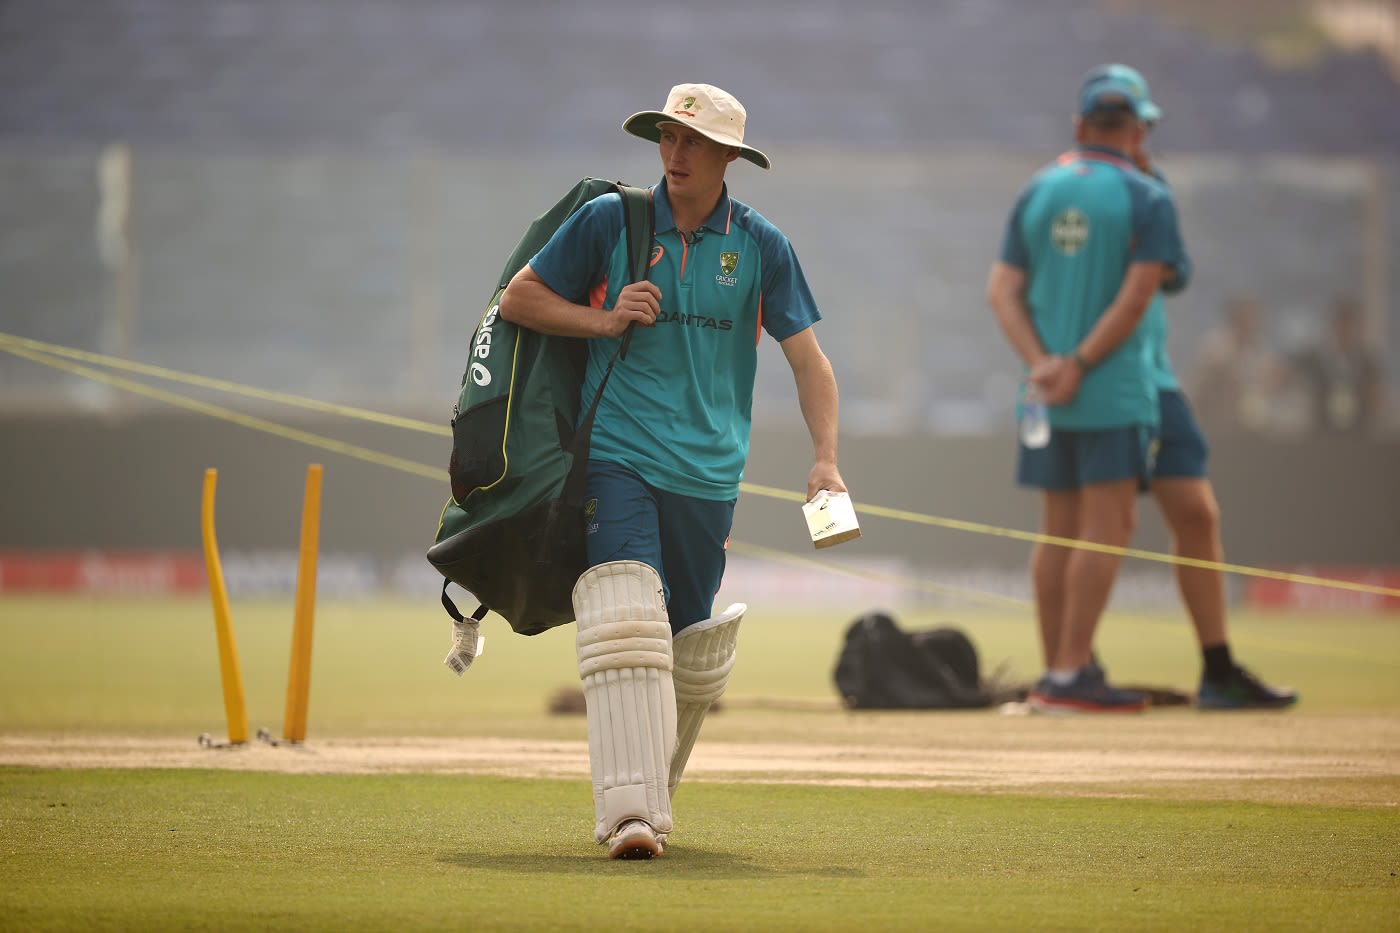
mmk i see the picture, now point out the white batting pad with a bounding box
[669,602,745,795]
[573,560,676,843]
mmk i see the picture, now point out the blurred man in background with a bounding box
[987,68,1185,713]
[1293,296,1391,436]
[1103,63,1298,710]
[1189,295,1304,436]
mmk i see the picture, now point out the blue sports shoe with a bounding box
[1197,666,1298,710]
[1029,662,1147,714]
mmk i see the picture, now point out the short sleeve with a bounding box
[1129,184,1182,266]
[998,187,1032,269]
[527,193,625,303]
[759,238,821,341]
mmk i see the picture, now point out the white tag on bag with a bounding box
[444,620,486,676]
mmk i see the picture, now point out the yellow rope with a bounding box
[3,343,443,481]
[0,332,448,435]
[5,331,1398,601]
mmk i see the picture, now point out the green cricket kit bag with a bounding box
[427,178,654,637]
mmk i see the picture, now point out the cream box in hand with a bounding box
[802,489,862,549]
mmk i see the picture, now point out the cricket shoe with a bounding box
[1029,663,1147,714]
[608,820,663,860]
[1197,666,1298,710]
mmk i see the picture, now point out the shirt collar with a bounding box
[1076,143,1136,168]
[653,178,732,235]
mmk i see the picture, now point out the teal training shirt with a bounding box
[529,179,821,500]
[999,145,1186,429]
[1140,164,1193,392]
[1142,294,1179,391]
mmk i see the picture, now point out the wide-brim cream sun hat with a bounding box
[623,83,771,169]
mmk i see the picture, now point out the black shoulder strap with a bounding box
[562,184,654,498]
[613,183,654,360]
[618,184,653,280]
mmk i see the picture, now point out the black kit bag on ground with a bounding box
[832,611,991,709]
[426,178,654,637]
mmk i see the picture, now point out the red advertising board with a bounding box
[0,551,207,594]
[1245,567,1400,612]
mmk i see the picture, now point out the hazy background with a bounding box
[2,0,1397,602]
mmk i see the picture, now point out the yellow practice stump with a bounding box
[282,464,322,744]
[200,468,249,745]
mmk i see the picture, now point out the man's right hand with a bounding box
[607,281,663,336]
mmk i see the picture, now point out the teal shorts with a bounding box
[1017,424,1157,491]
[1152,389,1209,479]
[583,459,736,633]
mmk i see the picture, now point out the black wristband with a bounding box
[1073,351,1092,372]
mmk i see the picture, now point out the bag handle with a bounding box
[616,182,654,360]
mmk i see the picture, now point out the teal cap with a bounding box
[1082,63,1162,124]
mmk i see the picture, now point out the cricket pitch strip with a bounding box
[3,712,1397,808]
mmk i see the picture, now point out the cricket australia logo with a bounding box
[716,251,740,286]
[1051,208,1089,256]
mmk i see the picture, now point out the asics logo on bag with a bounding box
[469,304,499,386]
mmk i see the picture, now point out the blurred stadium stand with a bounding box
[1,0,1397,435]
[1,0,1398,582]
[5,0,1399,154]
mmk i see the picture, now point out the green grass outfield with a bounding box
[1,595,1398,931]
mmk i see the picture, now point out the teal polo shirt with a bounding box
[1141,294,1178,391]
[529,178,821,500]
[1138,164,1193,392]
[999,145,1186,429]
